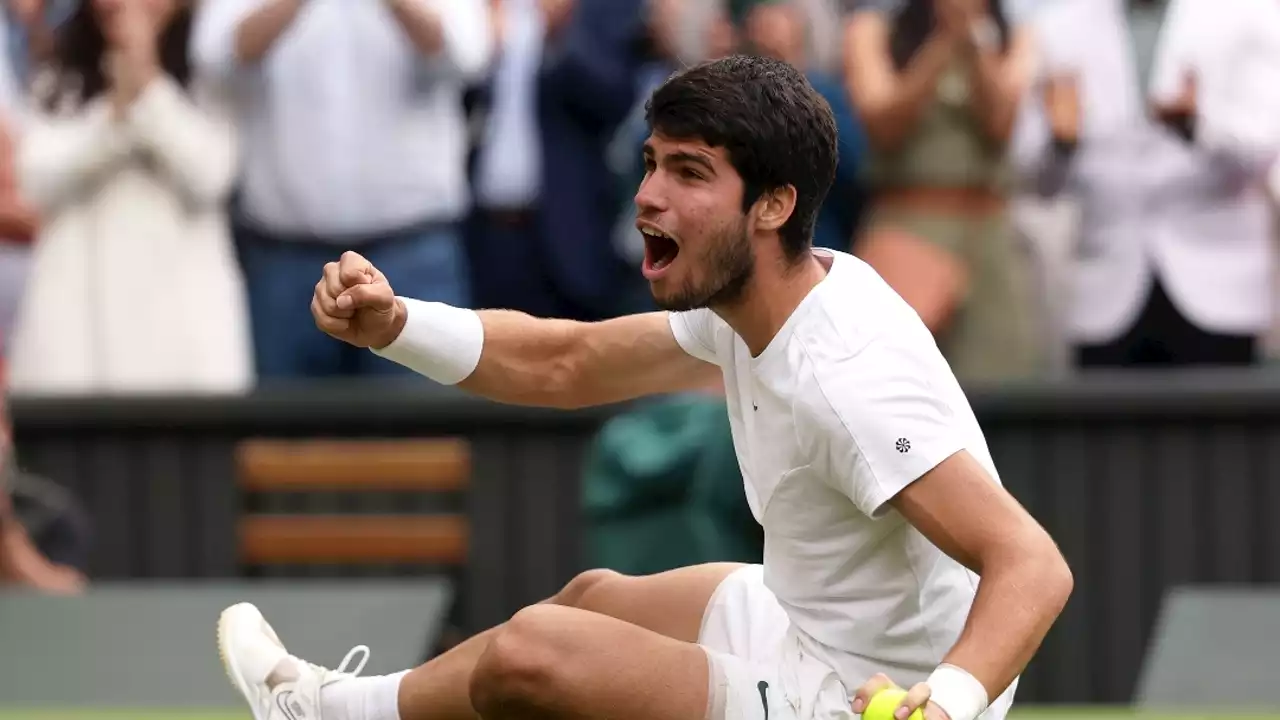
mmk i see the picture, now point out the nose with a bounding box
[633,170,668,217]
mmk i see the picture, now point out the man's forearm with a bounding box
[460,309,586,408]
[384,0,445,56]
[372,301,708,410]
[942,543,1072,704]
[374,300,583,408]
[235,0,307,64]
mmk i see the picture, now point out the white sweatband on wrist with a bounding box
[926,664,989,720]
[370,297,483,385]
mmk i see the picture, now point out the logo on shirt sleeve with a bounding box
[895,438,911,453]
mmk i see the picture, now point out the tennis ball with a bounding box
[861,689,925,720]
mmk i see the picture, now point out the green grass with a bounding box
[2,711,1278,720]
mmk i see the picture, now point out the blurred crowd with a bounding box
[0,0,1276,395]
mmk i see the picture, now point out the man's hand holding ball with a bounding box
[853,674,946,720]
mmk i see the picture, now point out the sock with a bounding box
[320,670,409,720]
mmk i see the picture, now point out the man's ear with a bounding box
[753,185,797,232]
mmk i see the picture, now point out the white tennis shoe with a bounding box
[218,602,370,720]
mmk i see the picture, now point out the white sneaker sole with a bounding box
[218,602,281,720]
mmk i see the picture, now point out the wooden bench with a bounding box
[235,438,471,566]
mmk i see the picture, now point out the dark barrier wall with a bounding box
[11,370,1280,705]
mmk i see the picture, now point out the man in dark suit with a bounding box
[466,0,651,321]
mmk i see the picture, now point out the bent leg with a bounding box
[469,603,710,720]
[397,563,744,720]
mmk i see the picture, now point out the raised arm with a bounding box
[16,106,134,216]
[406,307,715,408]
[125,77,238,209]
[844,8,959,153]
[190,0,304,77]
[964,23,1035,146]
[313,251,719,409]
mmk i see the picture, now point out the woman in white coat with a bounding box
[7,0,252,394]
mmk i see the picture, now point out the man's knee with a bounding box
[552,568,624,608]
[470,605,567,716]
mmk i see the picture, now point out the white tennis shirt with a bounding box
[669,248,1017,715]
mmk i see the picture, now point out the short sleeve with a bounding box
[667,310,721,366]
[816,338,966,518]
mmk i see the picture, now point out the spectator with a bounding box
[741,0,868,252]
[191,0,491,379]
[464,0,557,318]
[6,0,251,394]
[0,8,37,349]
[1020,0,1280,368]
[608,0,734,311]
[4,0,78,84]
[843,0,1042,382]
[525,0,655,321]
[0,376,86,594]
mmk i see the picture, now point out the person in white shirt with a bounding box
[1016,0,1280,367]
[217,56,1072,720]
[8,0,251,394]
[189,0,491,380]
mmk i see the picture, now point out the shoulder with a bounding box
[798,330,969,516]
[794,254,961,447]
[667,308,731,365]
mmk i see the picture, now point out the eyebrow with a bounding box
[642,143,717,173]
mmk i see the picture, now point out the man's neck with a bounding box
[716,252,828,357]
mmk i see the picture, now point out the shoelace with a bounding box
[308,645,371,680]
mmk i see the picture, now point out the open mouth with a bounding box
[641,226,680,279]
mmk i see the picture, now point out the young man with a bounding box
[217,56,1072,720]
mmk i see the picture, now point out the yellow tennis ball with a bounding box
[862,689,925,720]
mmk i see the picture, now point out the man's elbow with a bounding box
[1023,532,1073,616]
[980,526,1073,616]
[1046,548,1073,613]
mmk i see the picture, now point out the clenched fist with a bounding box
[312,251,406,349]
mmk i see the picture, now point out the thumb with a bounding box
[337,283,394,313]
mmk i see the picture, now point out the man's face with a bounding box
[634,133,755,312]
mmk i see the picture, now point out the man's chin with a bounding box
[649,286,702,313]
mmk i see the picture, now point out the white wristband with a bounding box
[370,297,483,385]
[926,664,989,720]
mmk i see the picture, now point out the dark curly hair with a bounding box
[42,0,192,109]
[644,55,839,262]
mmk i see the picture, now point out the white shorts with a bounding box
[696,566,1016,720]
[697,565,854,720]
